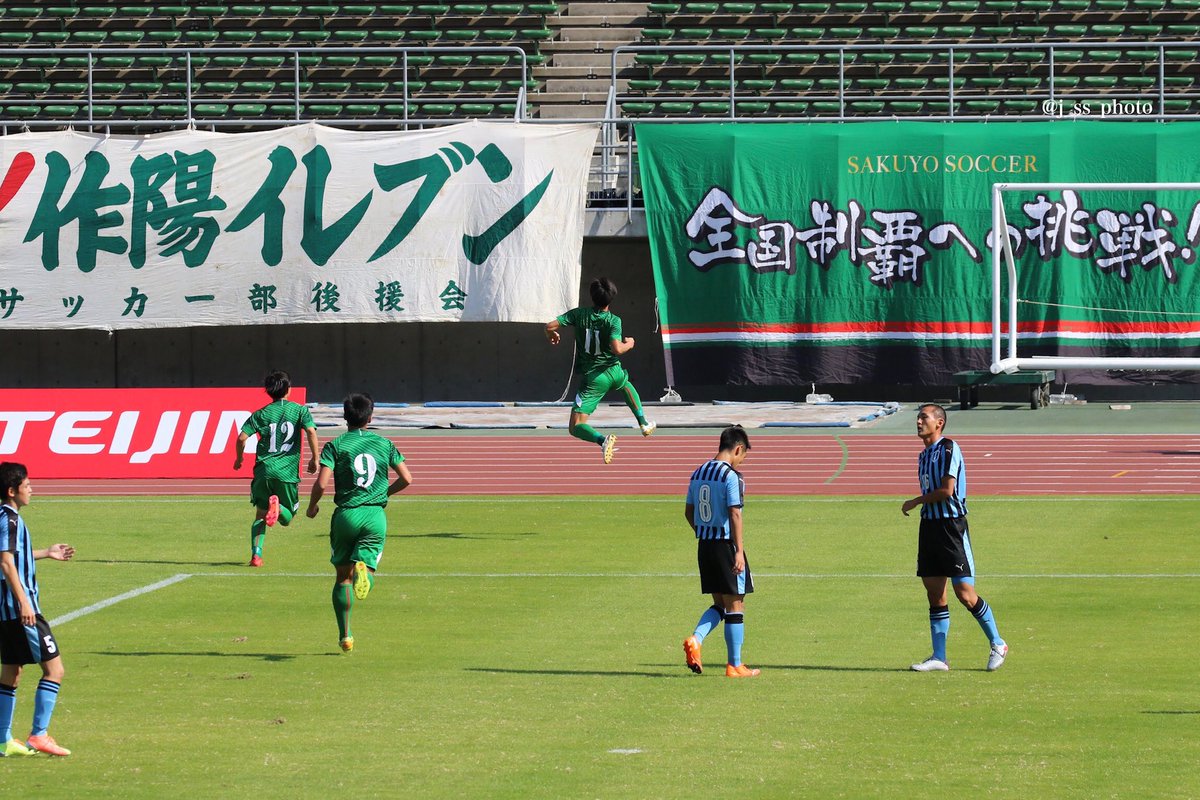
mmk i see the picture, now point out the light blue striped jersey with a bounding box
[918,436,967,519]
[686,458,745,540]
[0,504,38,620]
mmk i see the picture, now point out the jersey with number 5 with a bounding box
[556,306,623,377]
[320,429,405,509]
[685,459,745,540]
[241,399,317,483]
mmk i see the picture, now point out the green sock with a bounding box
[251,520,266,557]
[277,504,294,527]
[570,422,605,445]
[622,383,648,427]
[368,572,375,592]
[332,583,354,640]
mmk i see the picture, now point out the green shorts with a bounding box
[572,364,630,415]
[329,505,388,569]
[250,477,299,524]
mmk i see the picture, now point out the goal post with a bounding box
[990,181,1200,374]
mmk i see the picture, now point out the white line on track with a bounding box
[49,573,192,626]
[33,495,1200,504]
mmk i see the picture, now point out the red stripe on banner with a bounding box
[663,319,1200,336]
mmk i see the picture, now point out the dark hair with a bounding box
[0,462,28,502]
[920,403,947,428]
[718,425,751,453]
[344,392,374,428]
[589,277,617,309]
[264,370,291,400]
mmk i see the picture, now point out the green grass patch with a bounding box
[4,495,1200,798]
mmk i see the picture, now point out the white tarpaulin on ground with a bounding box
[0,121,598,329]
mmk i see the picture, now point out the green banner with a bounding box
[637,121,1200,385]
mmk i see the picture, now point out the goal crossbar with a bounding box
[990,182,1200,374]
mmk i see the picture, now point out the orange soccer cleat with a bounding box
[264,495,280,527]
[683,636,703,674]
[725,664,761,678]
[26,734,71,756]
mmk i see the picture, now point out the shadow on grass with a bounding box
[77,559,245,567]
[403,532,539,541]
[88,651,338,662]
[1142,710,1200,715]
[466,666,685,679]
[758,663,914,673]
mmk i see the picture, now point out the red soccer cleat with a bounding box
[249,555,263,568]
[26,734,71,756]
[264,495,280,527]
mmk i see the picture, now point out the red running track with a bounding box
[37,434,1200,496]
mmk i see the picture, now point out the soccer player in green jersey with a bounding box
[306,392,412,653]
[545,277,655,464]
[233,370,320,567]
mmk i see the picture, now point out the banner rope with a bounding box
[1017,298,1200,317]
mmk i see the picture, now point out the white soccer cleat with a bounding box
[602,434,618,464]
[640,421,657,437]
[987,643,1008,671]
[910,656,950,672]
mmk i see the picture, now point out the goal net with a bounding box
[990,182,1200,374]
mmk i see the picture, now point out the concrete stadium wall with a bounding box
[0,237,666,404]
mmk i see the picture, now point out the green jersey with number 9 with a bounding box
[556,306,623,377]
[319,429,405,509]
[241,399,317,483]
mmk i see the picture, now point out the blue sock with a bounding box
[692,604,725,644]
[969,597,1004,646]
[31,680,60,737]
[0,683,15,742]
[724,612,745,666]
[929,605,950,662]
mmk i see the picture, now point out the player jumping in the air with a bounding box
[234,370,319,567]
[545,277,655,464]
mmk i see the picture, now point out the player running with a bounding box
[306,393,412,653]
[0,463,75,757]
[234,370,319,567]
[545,277,655,464]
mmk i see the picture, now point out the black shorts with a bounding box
[0,615,62,666]
[697,539,754,596]
[917,516,974,579]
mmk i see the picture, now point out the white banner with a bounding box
[0,121,598,329]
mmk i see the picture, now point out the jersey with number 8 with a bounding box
[241,399,317,483]
[319,429,405,508]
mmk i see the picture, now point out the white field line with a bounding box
[33,495,1200,504]
[195,571,1200,579]
[49,573,192,626]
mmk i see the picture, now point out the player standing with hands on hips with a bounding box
[902,404,1008,672]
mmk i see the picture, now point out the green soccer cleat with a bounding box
[353,561,371,600]
[2,738,35,757]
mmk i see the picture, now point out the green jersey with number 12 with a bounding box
[241,399,316,483]
[320,429,405,509]
[556,306,623,377]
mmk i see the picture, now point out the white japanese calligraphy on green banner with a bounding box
[0,121,598,329]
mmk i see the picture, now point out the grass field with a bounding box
[4,494,1199,799]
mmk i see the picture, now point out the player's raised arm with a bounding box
[545,318,562,345]
[307,465,333,517]
[388,461,414,496]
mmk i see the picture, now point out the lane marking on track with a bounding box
[1113,470,1130,478]
[49,573,192,626]
[33,495,1200,504]
[824,433,850,485]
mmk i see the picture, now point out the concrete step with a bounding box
[545,77,624,93]
[534,103,609,119]
[568,3,649,16]
[557,26,644,42]
[552,13,649,26]
[533,90,613,105]
[543,51,637,68]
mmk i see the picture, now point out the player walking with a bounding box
[0,463,75,757]
[545,277,655,464]
[306,393,412,652]
[234,370,320,567]
[902,404,1008,672]
[681,426,759,678]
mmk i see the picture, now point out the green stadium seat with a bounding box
[1082,76,1117,88]
[850,101,884,113]
[296,30,332,42]
[35,33,71,44]
[407,30,442,40]
[333,30,370,42]
[15,83,52,95]
[186,31,221,42]
[659,101,696,113]
[773,101,808,114]
[148,31,183,42]
[642,28,674,40]
[128,81,164,94]
[52,83,88,95]
[647,2,681,11]
[4,7,41,17]
[460,103,496,115]
[232,103,268,116]
[304,103,344,116]
[81,6,118,16]
[964,100,1000,114]
[1,106,40,119]
[1002,100,1038,113]
[715,27,751,38]
[258,30,294,41]
[224,31,257,42]
[212,55,249,67]
[445,29,480,41]
[45,105,81,118]
[621,101,656,115]
[0,33,32,44]
[888,101,924,114]
[665,78,701,91]
[778,78,814,91]
[418,103,456,115]
[723,2,756,11]
[627,79,662,92]
[436,55,473,66]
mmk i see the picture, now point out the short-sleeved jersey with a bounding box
[918,436,967,519]
[685,458,745,540]
[240,399,316,483]
[0,504,38,620]
[319,429,405,509]
[556,306,623,377]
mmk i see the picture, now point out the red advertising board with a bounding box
[0,387,307,478]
